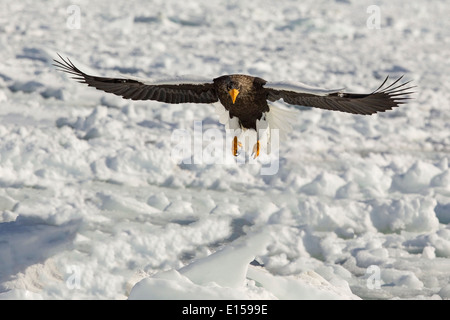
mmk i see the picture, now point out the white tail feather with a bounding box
[266,102,297,140]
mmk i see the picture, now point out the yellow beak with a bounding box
[228,89,239,104]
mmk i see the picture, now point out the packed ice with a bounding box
[0,0,449,300]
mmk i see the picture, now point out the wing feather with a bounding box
[265,76,415,115]
[53,54,218,104]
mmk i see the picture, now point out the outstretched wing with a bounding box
[264,76,414,115]
[53,54,218,104]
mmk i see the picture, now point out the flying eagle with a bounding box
[53,54,414,157]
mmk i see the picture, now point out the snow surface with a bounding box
[1,0,450,300]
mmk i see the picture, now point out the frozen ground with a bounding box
[1,0,450,300]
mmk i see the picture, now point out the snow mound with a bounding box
[370,196,439,233]
[129,229,359,300]
[391,161,442,194]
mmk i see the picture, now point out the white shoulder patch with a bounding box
[118,74,214,86]
[264,80,344,96]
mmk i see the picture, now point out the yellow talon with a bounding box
[252,140,260,159]
[232,136,242,156]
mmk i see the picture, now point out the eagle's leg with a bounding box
[232,136,242,156]
[252,131,261,159]
[252,141,260,158]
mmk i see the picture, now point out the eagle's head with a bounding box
[216,74,257,105]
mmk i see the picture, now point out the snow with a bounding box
[129,228,358,300]
[1,0,450,300]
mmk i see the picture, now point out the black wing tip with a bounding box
[53,53,86,78]
[338,75,415,114]
[374,75,416,102]
[375,75,415,91]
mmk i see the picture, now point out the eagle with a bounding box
[53,54,414,157]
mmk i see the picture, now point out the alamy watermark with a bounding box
[66,5,81,30]
[366,5,381,29]
[66,265,81,290]
[366,265,381,290]
[171,121,280,175]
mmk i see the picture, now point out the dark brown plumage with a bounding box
[265,76,413,116]
[53,54,414,155]
[213,75,270,130]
